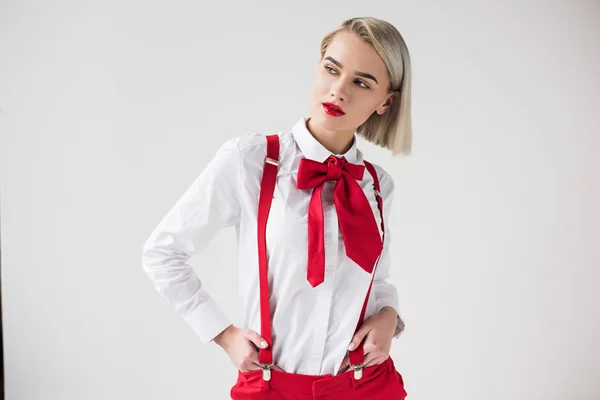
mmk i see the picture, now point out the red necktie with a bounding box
[296,155,383,287]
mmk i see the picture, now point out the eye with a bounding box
[324,65,370,89]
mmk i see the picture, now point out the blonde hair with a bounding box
[320,17,413,156]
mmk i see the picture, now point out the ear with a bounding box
[376,91,399,115]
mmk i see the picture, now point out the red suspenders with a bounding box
[256,134,279,380]
[256,134,385,381]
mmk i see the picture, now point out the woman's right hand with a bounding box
[213,325,285,373]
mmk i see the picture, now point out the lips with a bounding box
[323,102,345,114]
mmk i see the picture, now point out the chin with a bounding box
[311,106,345,128]
[309,114,331,131]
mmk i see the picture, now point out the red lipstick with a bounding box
[322,102,345,117]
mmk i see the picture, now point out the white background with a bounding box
[1,0,599,399]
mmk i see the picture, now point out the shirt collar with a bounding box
[292,116,360,164]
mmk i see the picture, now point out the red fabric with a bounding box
[348,159,385,368]
[296,155,384,287]
[232,134,408,399]
[256,134,279,365]
[231,356,407,399]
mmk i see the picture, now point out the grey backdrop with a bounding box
[1,0,599,399]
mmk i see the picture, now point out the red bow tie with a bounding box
[296,155,383,287]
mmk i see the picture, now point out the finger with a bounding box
[243,329,269,349]
[338,354,349,373]
[239,363,261,373]
[361,345,383,366]
[242,361,284,373]
[363,354,389,368]
[362,351,378,367]
[239,355,265,372]
[347,323,373,351]
[238,345,262,372]
[363,340,378,354]
[338,365,350,374]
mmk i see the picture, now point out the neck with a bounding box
[306,117,355,155]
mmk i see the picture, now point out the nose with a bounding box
[329,80,347,102]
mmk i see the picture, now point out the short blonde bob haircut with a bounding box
[319,17,413,156]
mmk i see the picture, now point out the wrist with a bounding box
[379,306,398,319]
[380,306,403,336]
[213,324,235,347]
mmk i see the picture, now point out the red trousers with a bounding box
[230,356,407,399]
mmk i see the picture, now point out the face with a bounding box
[309,31,398,136]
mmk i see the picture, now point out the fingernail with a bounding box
[348,343,356,351]
[260,340,267,348]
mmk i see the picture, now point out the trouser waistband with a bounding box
[236,356,395,396]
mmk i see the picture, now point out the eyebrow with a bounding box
[324,56,379,84]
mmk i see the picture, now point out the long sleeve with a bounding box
[372,169,405,339]
[141,137,242,344]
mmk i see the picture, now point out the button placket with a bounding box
[310,181,337,371]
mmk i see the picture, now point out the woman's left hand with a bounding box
[337,306,398,374]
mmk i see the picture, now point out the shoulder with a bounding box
[220,131,292,153]
[221,131,294,161]
[215,131,294,181]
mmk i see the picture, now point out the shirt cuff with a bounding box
[181,297,233,344]
[378,305,405,339]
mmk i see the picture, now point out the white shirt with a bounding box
[142,116,405,376]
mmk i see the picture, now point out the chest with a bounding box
[263,170,383,248]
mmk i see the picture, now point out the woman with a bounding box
[142,16,412,399]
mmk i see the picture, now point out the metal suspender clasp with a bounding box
[373,183,381,198]
[259,363,273,381]
[265,157,279,166]
[350,363,364,380]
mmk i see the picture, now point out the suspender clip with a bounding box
[350,363,364,380]
[265,157,279,166]
[259,363,273,381]
[373,184,381,198]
